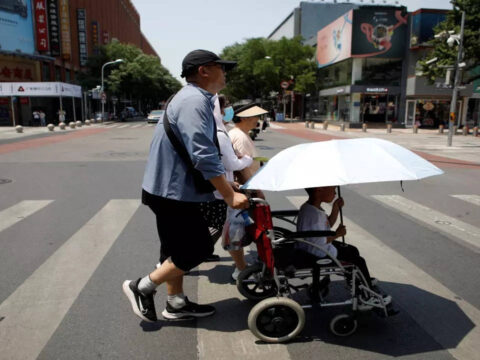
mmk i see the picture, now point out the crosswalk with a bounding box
[102,122,156,129]
[0,193,479,359]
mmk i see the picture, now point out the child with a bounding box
[295,186,374,288]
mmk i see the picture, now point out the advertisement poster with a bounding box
[0,0,35,54]
[47,0,60,56]
[316,10,352,68]
[76,9,87,66]
[351,7,408,58]
[34,0,49,52]
[59,0,71,60]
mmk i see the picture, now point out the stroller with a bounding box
[236,198,396,343]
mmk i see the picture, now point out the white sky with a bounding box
[131,0,454,81]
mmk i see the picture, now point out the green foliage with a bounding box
[77,40,181,106]
[418,0,480,84]
[220,37,316,102]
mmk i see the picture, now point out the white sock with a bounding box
[167,293,186,309]
[137,275,157,295]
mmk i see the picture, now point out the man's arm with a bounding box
[209,174,249,209]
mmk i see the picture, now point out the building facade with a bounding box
[0,0,159,126]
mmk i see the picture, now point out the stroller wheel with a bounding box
[237,263,277,301]
[248,297,305,343]
[329,314,358,337]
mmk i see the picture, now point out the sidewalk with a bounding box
[270,122,480,165]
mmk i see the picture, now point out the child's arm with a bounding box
[326,224,346,243]
[328,197,344,226]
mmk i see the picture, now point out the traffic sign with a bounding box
[280,81,289,89]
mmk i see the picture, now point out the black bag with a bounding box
[163,95,221,194]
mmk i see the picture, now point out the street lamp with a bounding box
[435,11,465,147]
[101,59,124,122]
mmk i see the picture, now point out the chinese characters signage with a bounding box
[0,58,39,82]
[47,0,60,56]
[77,9,88,66]
[59,0,71,60]
[91,21,99,54]
[34,0,49,52]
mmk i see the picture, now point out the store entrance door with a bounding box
[361,94,397,123]
[405,100,416,127]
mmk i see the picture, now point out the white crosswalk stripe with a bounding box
[286,195,480,360]
[0,200,53,233]
[451,194,480,207]
[372,195,480,253]
[0,199,140,360]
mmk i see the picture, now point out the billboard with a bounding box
[0,0,35,54]
[59,0,71,60]
[316,10,352,68]
[410,11,446,47]
[351,7,408,58]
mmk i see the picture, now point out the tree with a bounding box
[77,40,181,110]
[418,0,480,84]
[220,37,316,102]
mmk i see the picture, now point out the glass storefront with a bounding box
[405,99,462,128]
[318,95,350,122]
[361,94,398,123]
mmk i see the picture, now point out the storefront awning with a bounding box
[0,82,82,98]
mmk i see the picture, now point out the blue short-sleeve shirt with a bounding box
[142,83,225,202]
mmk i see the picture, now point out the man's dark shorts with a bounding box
[142,190,214,271]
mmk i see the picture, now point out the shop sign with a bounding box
[47,0,61,56]
[91,21,100,54]
[59,0,71,61]
[0,82,82,98]
[336,88,345,94]
[102,31,110,45]
[77,9,88,66]
[34,0,49,52]
[435,82,453,89]
[20,98,29,105]
[351,7,408,59]
[0,98,9,105]
[0,62,36,81]
[366,87,388,93]
[0,0,35,54]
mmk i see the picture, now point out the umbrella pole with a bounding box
[337,186,346,245]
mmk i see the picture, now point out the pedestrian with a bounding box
[226,103,268,280]
[39,110,46,127]
[32,110,40,126]
[122,49,249,322]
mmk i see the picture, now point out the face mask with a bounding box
[223,106,234,122]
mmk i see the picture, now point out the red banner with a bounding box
[34,0,49,52]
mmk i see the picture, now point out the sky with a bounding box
[131,0,454,82]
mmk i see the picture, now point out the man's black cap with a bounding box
[181,49,237,78]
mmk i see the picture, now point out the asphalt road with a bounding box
[0,120,479,360]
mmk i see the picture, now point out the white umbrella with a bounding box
[242,138,443,191]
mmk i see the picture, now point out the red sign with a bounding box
[102,31,110,44]
[0,98,9,105]
[20,98,29,105]
[280,81,289,89]
[34,0,49,52]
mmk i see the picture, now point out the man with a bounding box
[122,50,249,322]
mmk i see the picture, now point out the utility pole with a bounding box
[447,11,465,147]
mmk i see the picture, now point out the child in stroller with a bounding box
[236,191,397,343]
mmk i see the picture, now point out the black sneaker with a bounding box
[162,297,215,320]
[122,279,157,322]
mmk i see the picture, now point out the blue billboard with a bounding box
[0,0,35,54]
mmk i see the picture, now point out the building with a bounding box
[268,2,475,128]
[0,0,159,126]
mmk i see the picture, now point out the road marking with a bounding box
[117,124,130,129]
[0,199,140,360]
[287,196,480,360]
[451,195,480,207]
[131,124,144,128]
[197,244,291,360]
[269,123,285,129]
[0,200,53,233]
[372,195,480,252]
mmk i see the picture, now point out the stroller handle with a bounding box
[249,197,269,207]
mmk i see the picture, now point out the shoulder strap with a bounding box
[163,94,221,172]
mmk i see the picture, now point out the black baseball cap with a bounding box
[181,49,237,78]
